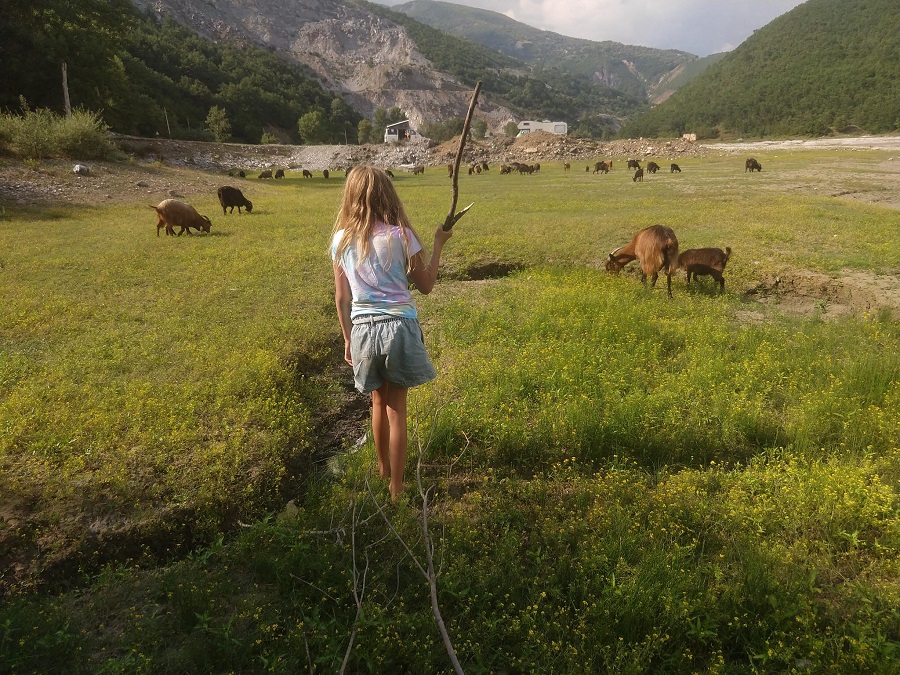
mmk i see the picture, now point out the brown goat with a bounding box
[593,161,609,174]
[605,225,680,297]
[678,247,732,289]
[258,170,273,179]
[150,199,212,237]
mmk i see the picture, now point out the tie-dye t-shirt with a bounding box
[331,222,423,319]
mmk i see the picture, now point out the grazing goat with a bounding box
[593,161,609,174]
[302,169,312,178]
[323,169,330,179]
[564,162,570,172]
[745,158,762,172]
[678,247,732,289]
[238,170,246,178]
[605,225,679,298]
[633,168,644,182]
[274,169,285,179]
[150,199,212,237]
[670,163,681,173]
[646,161,660,174]
[412,165,425,175]
[217,186,253,215]
[386,169,394,178]
[627,159,641,169]
[258,170,273,179]
[73,164,90,176]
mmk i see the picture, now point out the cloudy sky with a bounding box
[374,0,808,56]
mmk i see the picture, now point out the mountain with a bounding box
[120,0,653,139]
[621,0,900,138]
[126,0,508,133]
[391,0,715,104]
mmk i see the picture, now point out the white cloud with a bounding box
[375,0,807,56]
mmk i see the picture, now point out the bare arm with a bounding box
[409,226,453,295]
[333,261,353,365]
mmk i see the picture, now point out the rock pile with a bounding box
[112,132,710,175]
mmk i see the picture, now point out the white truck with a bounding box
[516,120,568,136]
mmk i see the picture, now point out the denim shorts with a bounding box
[350,315,437,393]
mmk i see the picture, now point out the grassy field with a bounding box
[1,150,899,672]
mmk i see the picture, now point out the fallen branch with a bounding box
[444,81,483,232]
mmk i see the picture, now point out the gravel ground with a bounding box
[703,136,900,152]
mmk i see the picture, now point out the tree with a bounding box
[297,110,330,144]
[205,105,231,142]
[1,0,136,114]
[357,119,372,145]
[372,108,387,144]
[386,106,406,126]
[503,121,519,137]
[472,118,488,139]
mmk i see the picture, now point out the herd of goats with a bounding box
[145,157,765,297]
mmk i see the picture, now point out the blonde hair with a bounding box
[332,165,419,270]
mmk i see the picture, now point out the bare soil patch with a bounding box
[747,269,900,320]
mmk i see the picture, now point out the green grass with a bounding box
[1,151,899,672]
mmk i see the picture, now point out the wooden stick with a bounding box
[443,80,483,231]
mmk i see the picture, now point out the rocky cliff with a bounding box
[130,0,517,131]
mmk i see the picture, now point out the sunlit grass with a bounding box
[1,150,899,671]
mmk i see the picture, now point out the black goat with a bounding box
[217,186,253,215]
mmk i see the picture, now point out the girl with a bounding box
[331,166,453,501]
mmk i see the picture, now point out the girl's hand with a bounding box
[434,225,453,247]
[344,340,352,366]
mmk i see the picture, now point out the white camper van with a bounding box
[516,120,568,136]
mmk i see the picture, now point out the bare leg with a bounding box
[371,389,391,479]
[372,382,409,501]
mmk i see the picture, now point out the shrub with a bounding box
[55,108,117,159]
[0,100,116,160]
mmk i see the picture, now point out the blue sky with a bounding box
[374,0,808,56]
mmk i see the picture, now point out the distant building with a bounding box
[516,120,568,136]
[682,133,697,142]
[384,120,424,143]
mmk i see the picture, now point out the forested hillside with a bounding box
[1,0,645,144]
[392,0,703,102]
[2,0,360,144]
[621,0,900,138]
